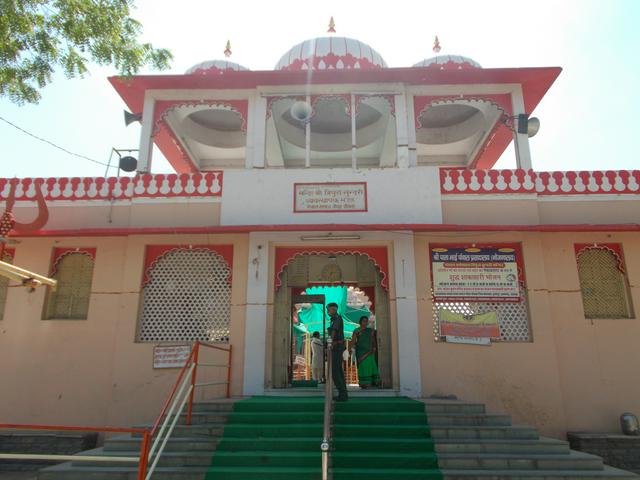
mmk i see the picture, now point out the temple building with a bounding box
[1,25,639,473]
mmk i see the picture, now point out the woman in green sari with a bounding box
[351,316,381,388]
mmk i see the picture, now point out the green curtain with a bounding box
[296,286,361,340]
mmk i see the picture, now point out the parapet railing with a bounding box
[0,340,232,480]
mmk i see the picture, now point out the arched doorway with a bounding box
[270,252,393,389]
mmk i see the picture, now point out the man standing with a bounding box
[326,302,348,402]
[310,331,324,382]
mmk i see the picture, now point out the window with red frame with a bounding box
[575,244,634,319]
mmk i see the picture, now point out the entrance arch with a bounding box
[269,250,393,389]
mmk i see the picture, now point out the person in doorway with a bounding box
[326,302,348,402]
[310,331,324,382]
[351,316,381,389]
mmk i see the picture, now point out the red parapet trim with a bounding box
[440,168,640,195]
[0,172,223,202]
[8,223,640,238]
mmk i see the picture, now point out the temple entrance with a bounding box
[270,252,393,389]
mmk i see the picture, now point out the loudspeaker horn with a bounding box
[290,101,313,123]
[124,110,143,126]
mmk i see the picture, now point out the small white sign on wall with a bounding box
[294,182,368,213]
[153,345,191,369]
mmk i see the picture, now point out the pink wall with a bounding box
[416,232,640,438]
[0,234,248,427]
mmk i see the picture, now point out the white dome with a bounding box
[275,36,387,71]
[186,60,249,75]
[413,54,481,70]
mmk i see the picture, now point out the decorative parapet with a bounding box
[0,172,223,202]
[440,169,640,195]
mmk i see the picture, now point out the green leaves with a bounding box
[0,0,172,104]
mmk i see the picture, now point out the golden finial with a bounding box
[328,16,336,33]
[433,35,441,54]
[224,40,232,58]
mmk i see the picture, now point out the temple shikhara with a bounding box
[1,23,639,480]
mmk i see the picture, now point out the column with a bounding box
[392,233,422,396]
[394,92,412,168]
[136,93,155,173]
[252,95,267,168]
[242,233,269,395]
[511,87,532,170]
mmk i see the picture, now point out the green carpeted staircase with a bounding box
[332,397,442,480]
[206,396,324,480]
[206,396,442,480]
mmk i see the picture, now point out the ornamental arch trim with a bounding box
[274,246,390,290]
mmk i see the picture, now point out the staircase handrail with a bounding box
[321,340,333,480]
[0,424,151,479]
[144,340,232,479]
[0,339,232,480]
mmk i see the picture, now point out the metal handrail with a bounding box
[321,340,333,480]
[0,339,233,480]
[145,340,232,479]
[0,425,151,480]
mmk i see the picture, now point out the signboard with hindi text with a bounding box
[153,345,191,369]
[430,244,523,302]
[294,182,367,213]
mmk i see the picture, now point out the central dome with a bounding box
[275,36,387,71]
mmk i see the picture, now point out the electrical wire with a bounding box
[0,115,113,168]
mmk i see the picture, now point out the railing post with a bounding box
[137,431,151,480]
[186,342,200,426]
[226,345,233,399]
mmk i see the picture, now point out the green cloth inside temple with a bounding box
[296,286,364,341]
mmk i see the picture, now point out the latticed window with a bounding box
[0,251,13,320]
[576,246,634,319]
[44,252,95,320]
[137,248,232,343]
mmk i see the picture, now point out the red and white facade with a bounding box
[1,34,639,439]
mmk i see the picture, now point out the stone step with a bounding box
[189,400,236,413]
[441,465,640,479]
[131,424,225,438]
[437,450,603,470]
[435,437,570,455]
[103,435,219,452]
[430,425,539,440]
[38,464,210,480]
[175,412,231,425]
[423,401,486,415]
[72,448,212,467]
[427,413,512,427]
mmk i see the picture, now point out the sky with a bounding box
[1,0,639,178]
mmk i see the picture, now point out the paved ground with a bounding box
[0,473,37,480]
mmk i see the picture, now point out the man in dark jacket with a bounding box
[326,302,348,402]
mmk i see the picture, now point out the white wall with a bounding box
[220,167,442,226]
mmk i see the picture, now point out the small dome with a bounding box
[275,36,387,71]
[186,60,249,75]
[413,54,481,70]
